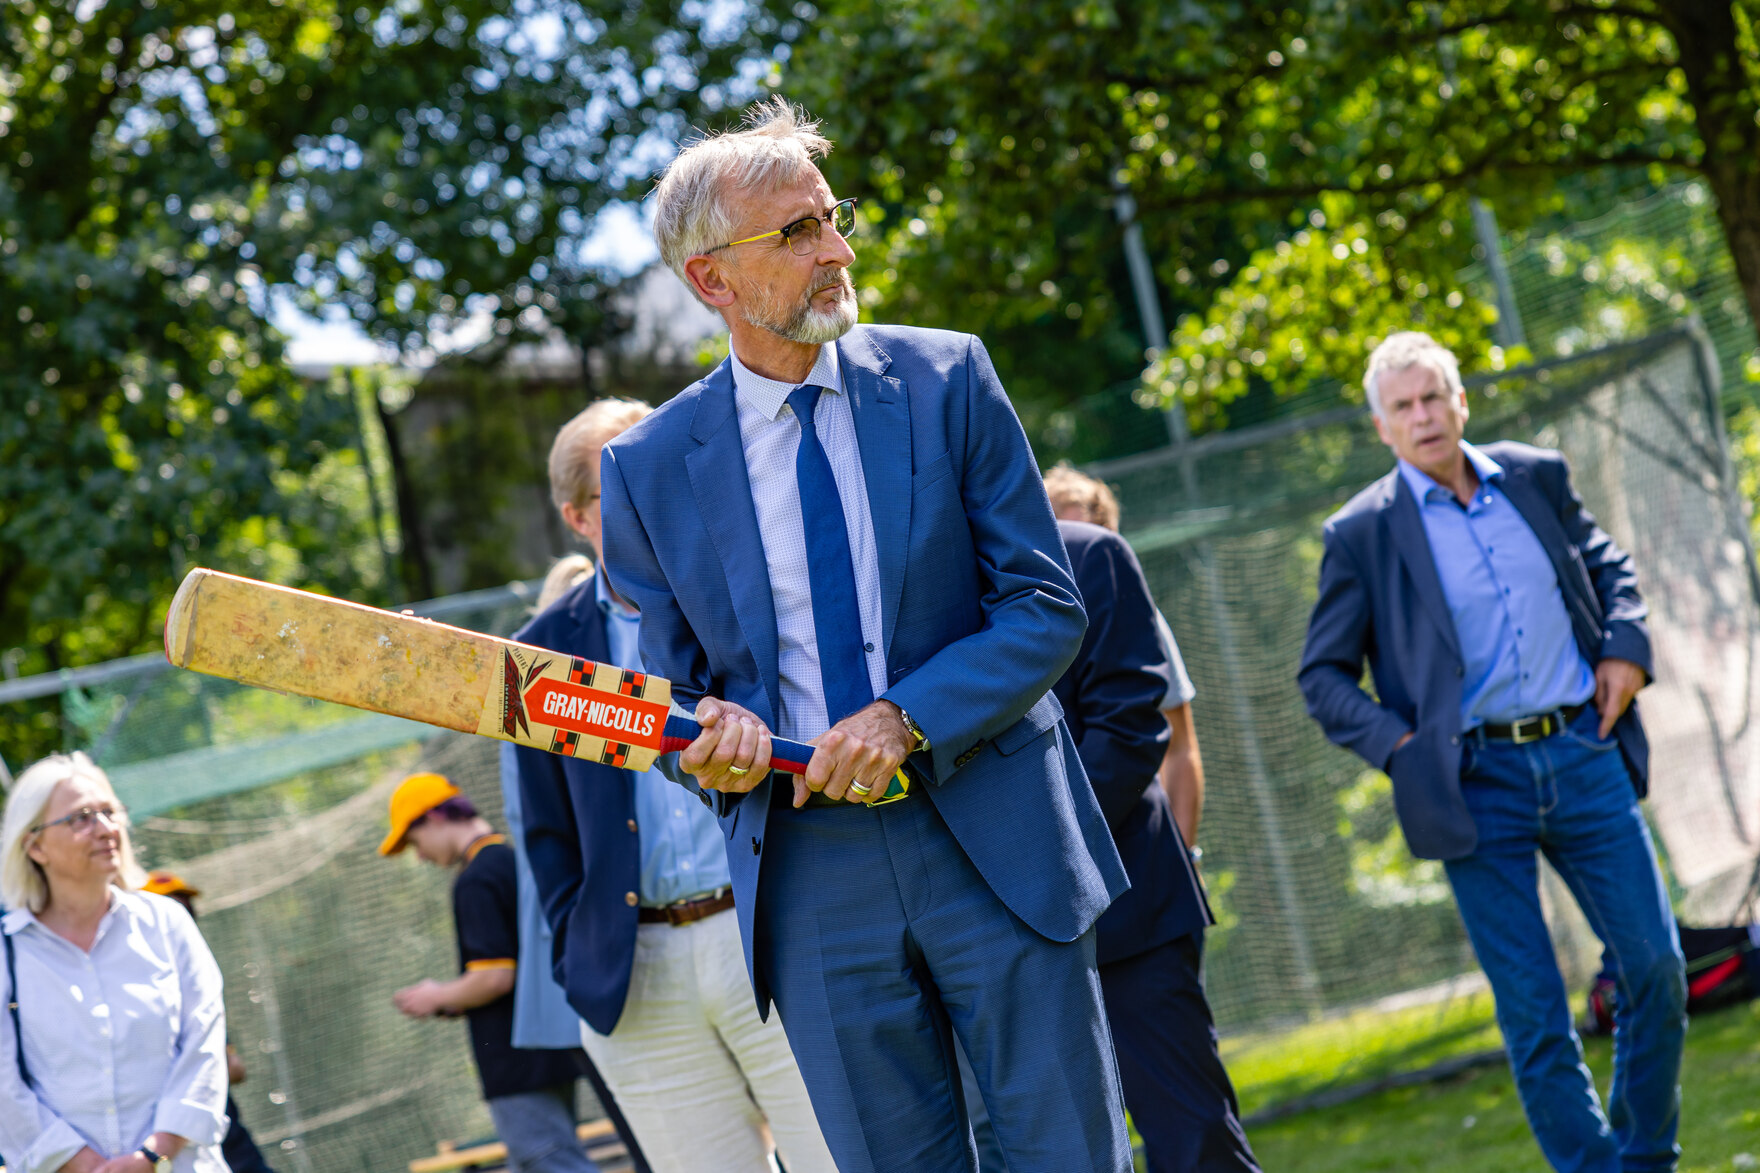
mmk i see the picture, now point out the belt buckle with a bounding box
[1509,714,1550,744]
[663,886,727,925]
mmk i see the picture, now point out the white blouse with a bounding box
[0,890,229,1173]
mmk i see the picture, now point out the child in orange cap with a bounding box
[380,774,603,1173]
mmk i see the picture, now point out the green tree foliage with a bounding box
[1,0,796,765]
[787,0,1758,436]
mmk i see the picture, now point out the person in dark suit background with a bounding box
[1298,331,1686,1173]
[1054,516,1261,1173]
[513,400,834,1173]
[1045,466,1208,850]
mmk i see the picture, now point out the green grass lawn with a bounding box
[1223,987,1505,1116]
[1239,998,1760,1172]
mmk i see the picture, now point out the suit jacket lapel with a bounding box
[1382,473,1463,660]
[1496,463,1602,626]
[685,362,782,725]
[839,329,911,655]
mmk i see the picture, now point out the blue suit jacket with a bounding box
[600,324,1130,1009]
[1298,441,1652,860]
[510,576,643,1036]
[1056,521,1212,966]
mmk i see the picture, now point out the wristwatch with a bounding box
[895,705,930,752]
[139,1145,172,1173]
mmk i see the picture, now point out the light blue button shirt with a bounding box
[1400,441,1595,728]
[496,740,588,1048]
[597,573,732,906]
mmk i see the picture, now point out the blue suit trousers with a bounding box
[754,791,1131,1173]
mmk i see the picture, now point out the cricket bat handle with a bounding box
[658,714,910,800]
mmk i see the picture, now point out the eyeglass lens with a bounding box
[58,806,125,833]
[786,200,858,256]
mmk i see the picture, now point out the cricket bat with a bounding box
[164,567,908,797]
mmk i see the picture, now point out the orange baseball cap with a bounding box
[142,870,200,899]
[380,772,461,856]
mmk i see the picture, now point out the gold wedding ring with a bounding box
[849,780,873,796]
[727,765,750,777]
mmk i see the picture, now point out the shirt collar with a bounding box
[1398,440,1503,504]
[463,833,506,865]
[594,567,638,622]
[4,886,133,937]
[728,341,843,422]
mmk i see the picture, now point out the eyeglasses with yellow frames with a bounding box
[706,197,858,256]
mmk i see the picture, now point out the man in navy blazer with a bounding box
[1299,332,1686,1173]
[513,401,836,1173]
[598,101,1132,1172]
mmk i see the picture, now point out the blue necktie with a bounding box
[786,386,874,726]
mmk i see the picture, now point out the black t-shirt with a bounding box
[453,838,584,1099]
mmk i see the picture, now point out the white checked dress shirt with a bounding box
[0,890,229,1173]
[730,341,889,742]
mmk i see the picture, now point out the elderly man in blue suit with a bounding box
[1298,331,1687,1173]
[513,400,836,1173]
[597,99,1133,1172]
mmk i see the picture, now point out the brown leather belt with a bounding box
[638,887,734,926]
[1475,703,1589,744]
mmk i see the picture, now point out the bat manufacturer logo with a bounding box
[522,676,667,750]
[502,649,532,740]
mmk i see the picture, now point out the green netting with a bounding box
[1462,180,1757,395]
[5,327,1758,1163]
[5,589,635,1173]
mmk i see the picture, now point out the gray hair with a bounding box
[548,397,653,513]
[2,751,146,913]
[652,98,834,298]
[1363,331,1465,417]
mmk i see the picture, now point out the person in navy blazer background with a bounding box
[1299,332,1686,1173]
[598,100,1133,1172]
[513,402,836,1173]
[1055,518,1261,1173]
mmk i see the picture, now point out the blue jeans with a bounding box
[1446,706,1686,1173]
[486,1084,602,1173]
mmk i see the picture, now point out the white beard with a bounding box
[746,269,859,344]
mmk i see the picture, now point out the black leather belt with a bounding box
[1474,703,1589,744]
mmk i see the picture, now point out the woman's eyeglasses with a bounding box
[31,805,128,836]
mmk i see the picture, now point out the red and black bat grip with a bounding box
[658,714,909,799]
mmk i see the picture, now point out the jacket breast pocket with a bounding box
[912,452,954,496]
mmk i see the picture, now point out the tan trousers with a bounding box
[579,908,837,1173]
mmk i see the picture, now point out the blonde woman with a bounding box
[0,753,229,1173]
